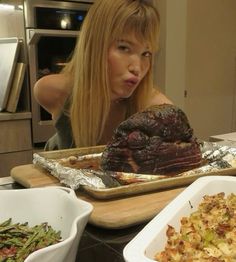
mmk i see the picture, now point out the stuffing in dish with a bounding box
[155,192,236,261]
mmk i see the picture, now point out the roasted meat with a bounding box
[101,104,202,175]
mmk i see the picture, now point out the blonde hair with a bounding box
[63,0,160,147]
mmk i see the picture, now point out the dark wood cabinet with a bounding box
[0,112,33,177]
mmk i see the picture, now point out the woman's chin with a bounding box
[118,91,134,100]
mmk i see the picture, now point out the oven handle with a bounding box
[26,29,79,45]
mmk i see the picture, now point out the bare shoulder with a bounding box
[34,74,72,94]
[146,88,173,107]
[34,73,72,118]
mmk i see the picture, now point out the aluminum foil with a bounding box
[179,142,236,177]
[33,141,236,190]
[33,153,108,190]
[201,142,236,167]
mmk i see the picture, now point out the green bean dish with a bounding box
[0,218,62,261]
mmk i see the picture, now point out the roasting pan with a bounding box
[31,142,236,200]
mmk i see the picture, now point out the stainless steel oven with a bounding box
[24,0,93,145]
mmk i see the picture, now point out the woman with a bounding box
[34,0,172,150]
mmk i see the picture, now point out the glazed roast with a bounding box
[101,104,202,175]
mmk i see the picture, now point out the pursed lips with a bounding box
[124,77,139,87]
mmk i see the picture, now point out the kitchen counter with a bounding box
[0,177,147,262]
[209,132,236,143]
[2,139,236,260]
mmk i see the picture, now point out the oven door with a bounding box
[24,0,92,29]
[26,29,78,143]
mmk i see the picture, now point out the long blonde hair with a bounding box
[63,0,160,147]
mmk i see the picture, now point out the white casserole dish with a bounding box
[123,175,236,262]
[0,187,93,262]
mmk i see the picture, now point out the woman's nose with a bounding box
[128,57,141,76]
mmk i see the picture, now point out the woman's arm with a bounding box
[34,74,72,119]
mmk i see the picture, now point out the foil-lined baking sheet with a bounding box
[33,142,236,195]
[33,153,119,190]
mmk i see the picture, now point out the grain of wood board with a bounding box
[77,187,185,229]
[10,163,185,229]
[10,164,61,188]
[6,62,26,113]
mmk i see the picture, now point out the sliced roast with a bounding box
[101,104,202,175]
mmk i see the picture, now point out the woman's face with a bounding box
[108,32,152,101]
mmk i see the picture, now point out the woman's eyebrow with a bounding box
[117,39,130,43]
[117,38,151,50]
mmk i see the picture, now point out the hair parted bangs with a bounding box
[109,0,160,52]
[83,0,160,54]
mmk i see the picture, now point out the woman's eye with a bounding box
[118,44,130,52]
[143,51,152,58]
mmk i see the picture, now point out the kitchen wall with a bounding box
[154,0,166,92]
[0,4,26,62]
[0,8,24,38]
[156,0,236,140]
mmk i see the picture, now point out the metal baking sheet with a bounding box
[0,37,20,111]
[34,143,236,200]
[82,167,236,199]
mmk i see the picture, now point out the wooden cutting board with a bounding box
[11,164,61,188]
[11,164,185,229]
[76,188,184,229]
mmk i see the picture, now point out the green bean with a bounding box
[0,218,62,261]
[0,218,11,227]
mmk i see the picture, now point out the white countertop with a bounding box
[0,176,14,186]
[209,132,236,142]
